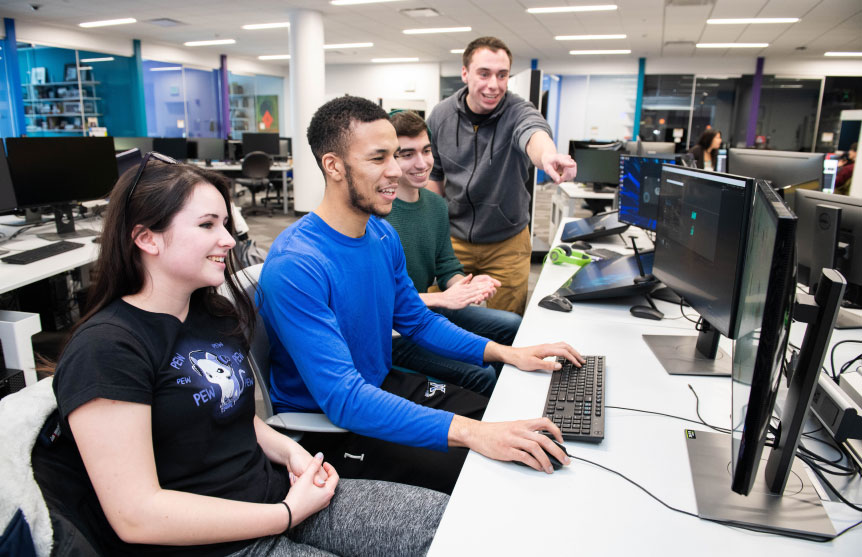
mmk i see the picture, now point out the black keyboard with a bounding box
[543,355,605,443]
[2,240,85,265]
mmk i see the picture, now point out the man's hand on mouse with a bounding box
[484,341,586,371]
[448,416,570,473]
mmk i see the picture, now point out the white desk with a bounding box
[429,219,862,556]
[0,217,101,295]
[192,161,293,215]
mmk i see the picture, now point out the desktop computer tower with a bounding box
[0,339,25,401]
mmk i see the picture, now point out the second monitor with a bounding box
[242,132,280,156]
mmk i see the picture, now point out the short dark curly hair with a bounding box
[307,95,389,171]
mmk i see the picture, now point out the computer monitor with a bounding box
[617,155,679,231]
[191,138,226,161]
[572,149,620,187]
[113,136,153,154]
[791,189,862,329]
[727,148,825,190]
[152,137,188,160]
[0,141,19,214]
[116,148,142,177]
[242,132,279,156]
[5,137,118,238]
[639,141,676,155]
[685,182,839,540]
[280,137,292,158]
[645,166,755,376]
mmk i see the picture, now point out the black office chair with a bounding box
[235,151,273,217]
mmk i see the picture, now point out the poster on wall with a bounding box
[255,95,279,133]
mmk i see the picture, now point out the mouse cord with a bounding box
[560,447,862,540]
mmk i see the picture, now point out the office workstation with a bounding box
[0,1,861,555]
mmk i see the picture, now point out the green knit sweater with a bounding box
[384,189,464,293]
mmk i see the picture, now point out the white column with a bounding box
[288,9,326,212]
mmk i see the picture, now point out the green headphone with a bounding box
[546,244,591,267]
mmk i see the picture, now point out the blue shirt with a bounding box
[258,213,488,451]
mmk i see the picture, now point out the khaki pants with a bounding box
[450,226,531,316]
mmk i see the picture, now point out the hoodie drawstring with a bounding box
[455,111,461,148]
[488,119,499,165]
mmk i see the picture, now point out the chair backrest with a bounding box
[226,263,275,418]
[241,151,273,179]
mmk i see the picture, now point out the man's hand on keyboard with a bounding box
[448,416,570,473]
[484,341,585,371]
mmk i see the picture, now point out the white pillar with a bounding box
[289,9,326,212]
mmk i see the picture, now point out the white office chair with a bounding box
[227,264,346,437]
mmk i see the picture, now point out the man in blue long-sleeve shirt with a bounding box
[259,95,584,493]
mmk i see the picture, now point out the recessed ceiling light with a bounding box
[79,18,136,28]
[400,8,440,18]
[324,42,374,49]
[569,49,631,55]
[258,54,291,60]
[331,0,404,5]
[696,43,768,48]
[79,57,115,63]
[242,22,290,30]
[527,5,617,14]
[150,66,183,72]
[372,57,419,63]
[403,27,471,35]
[184,39,236,47]
[707,18,799,25]
[450,49,465,54]
[824,51,862,57]
[555,34,626,41]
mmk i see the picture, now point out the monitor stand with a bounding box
[36,204,98,242]
[685,430,835,541]
[643,320,731,376]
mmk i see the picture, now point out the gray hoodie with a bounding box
[427,86,552,244]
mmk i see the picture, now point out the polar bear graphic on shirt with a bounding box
[189,350,246,412]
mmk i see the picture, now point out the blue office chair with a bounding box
[228,264,346,437]
[235,152,274,218]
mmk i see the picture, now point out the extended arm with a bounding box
[69,399,334,546]
[525,130,577,184]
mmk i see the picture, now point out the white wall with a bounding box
[15,20,134,57]
[326,62,442,113]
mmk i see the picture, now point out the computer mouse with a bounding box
[539,294,572,312]
[630,305,663,320]
[570,240,592,250]
[513,432,567,471]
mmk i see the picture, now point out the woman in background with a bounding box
[689,129,722,170]
[51,153,446,556]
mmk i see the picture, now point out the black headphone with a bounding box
[546,244,591,267]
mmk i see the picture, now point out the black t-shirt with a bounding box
[52,298,287,556]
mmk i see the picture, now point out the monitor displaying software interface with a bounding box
[617,155,678,231]
[653,166,752,338]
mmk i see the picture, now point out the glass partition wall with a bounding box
[228,72,284,138]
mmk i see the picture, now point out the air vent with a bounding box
[400,8,440,18]
[146,18,187,27]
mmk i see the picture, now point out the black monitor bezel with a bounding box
[653,165,755,338]
[617,155,678,231]
[730,181,798,495]
[727,148,825,190]
[0,141,18,214]
[5,136,118,209]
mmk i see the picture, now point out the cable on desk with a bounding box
[678,297,701,325]
[605,405,731,434]
[687,385,732,434]
[830,340,862,380]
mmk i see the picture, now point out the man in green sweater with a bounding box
[385,110,522,397]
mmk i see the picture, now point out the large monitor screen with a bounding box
[618,155,677,231]
[191,138,226,160]
[0,141,19,213]
[153,137,188,160]
[5,137,118,208]
[242,132,280,156]
[653,166,753,338]
[573,149,620,185]
[730,182,797,495]
[727,148,824,190]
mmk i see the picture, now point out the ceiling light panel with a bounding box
[242,22,290,30]
[527,5,617,14]
[79,18,136,28]
[184,39,236,47]
[707,18,799,25]
[555,34,627,41]
[569,49,631,55]
[403,27,472,34]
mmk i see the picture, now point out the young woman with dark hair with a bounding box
[51,153,447,556]
[689,129,722,170]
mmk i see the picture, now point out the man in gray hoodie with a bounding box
[427,36,577,315]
